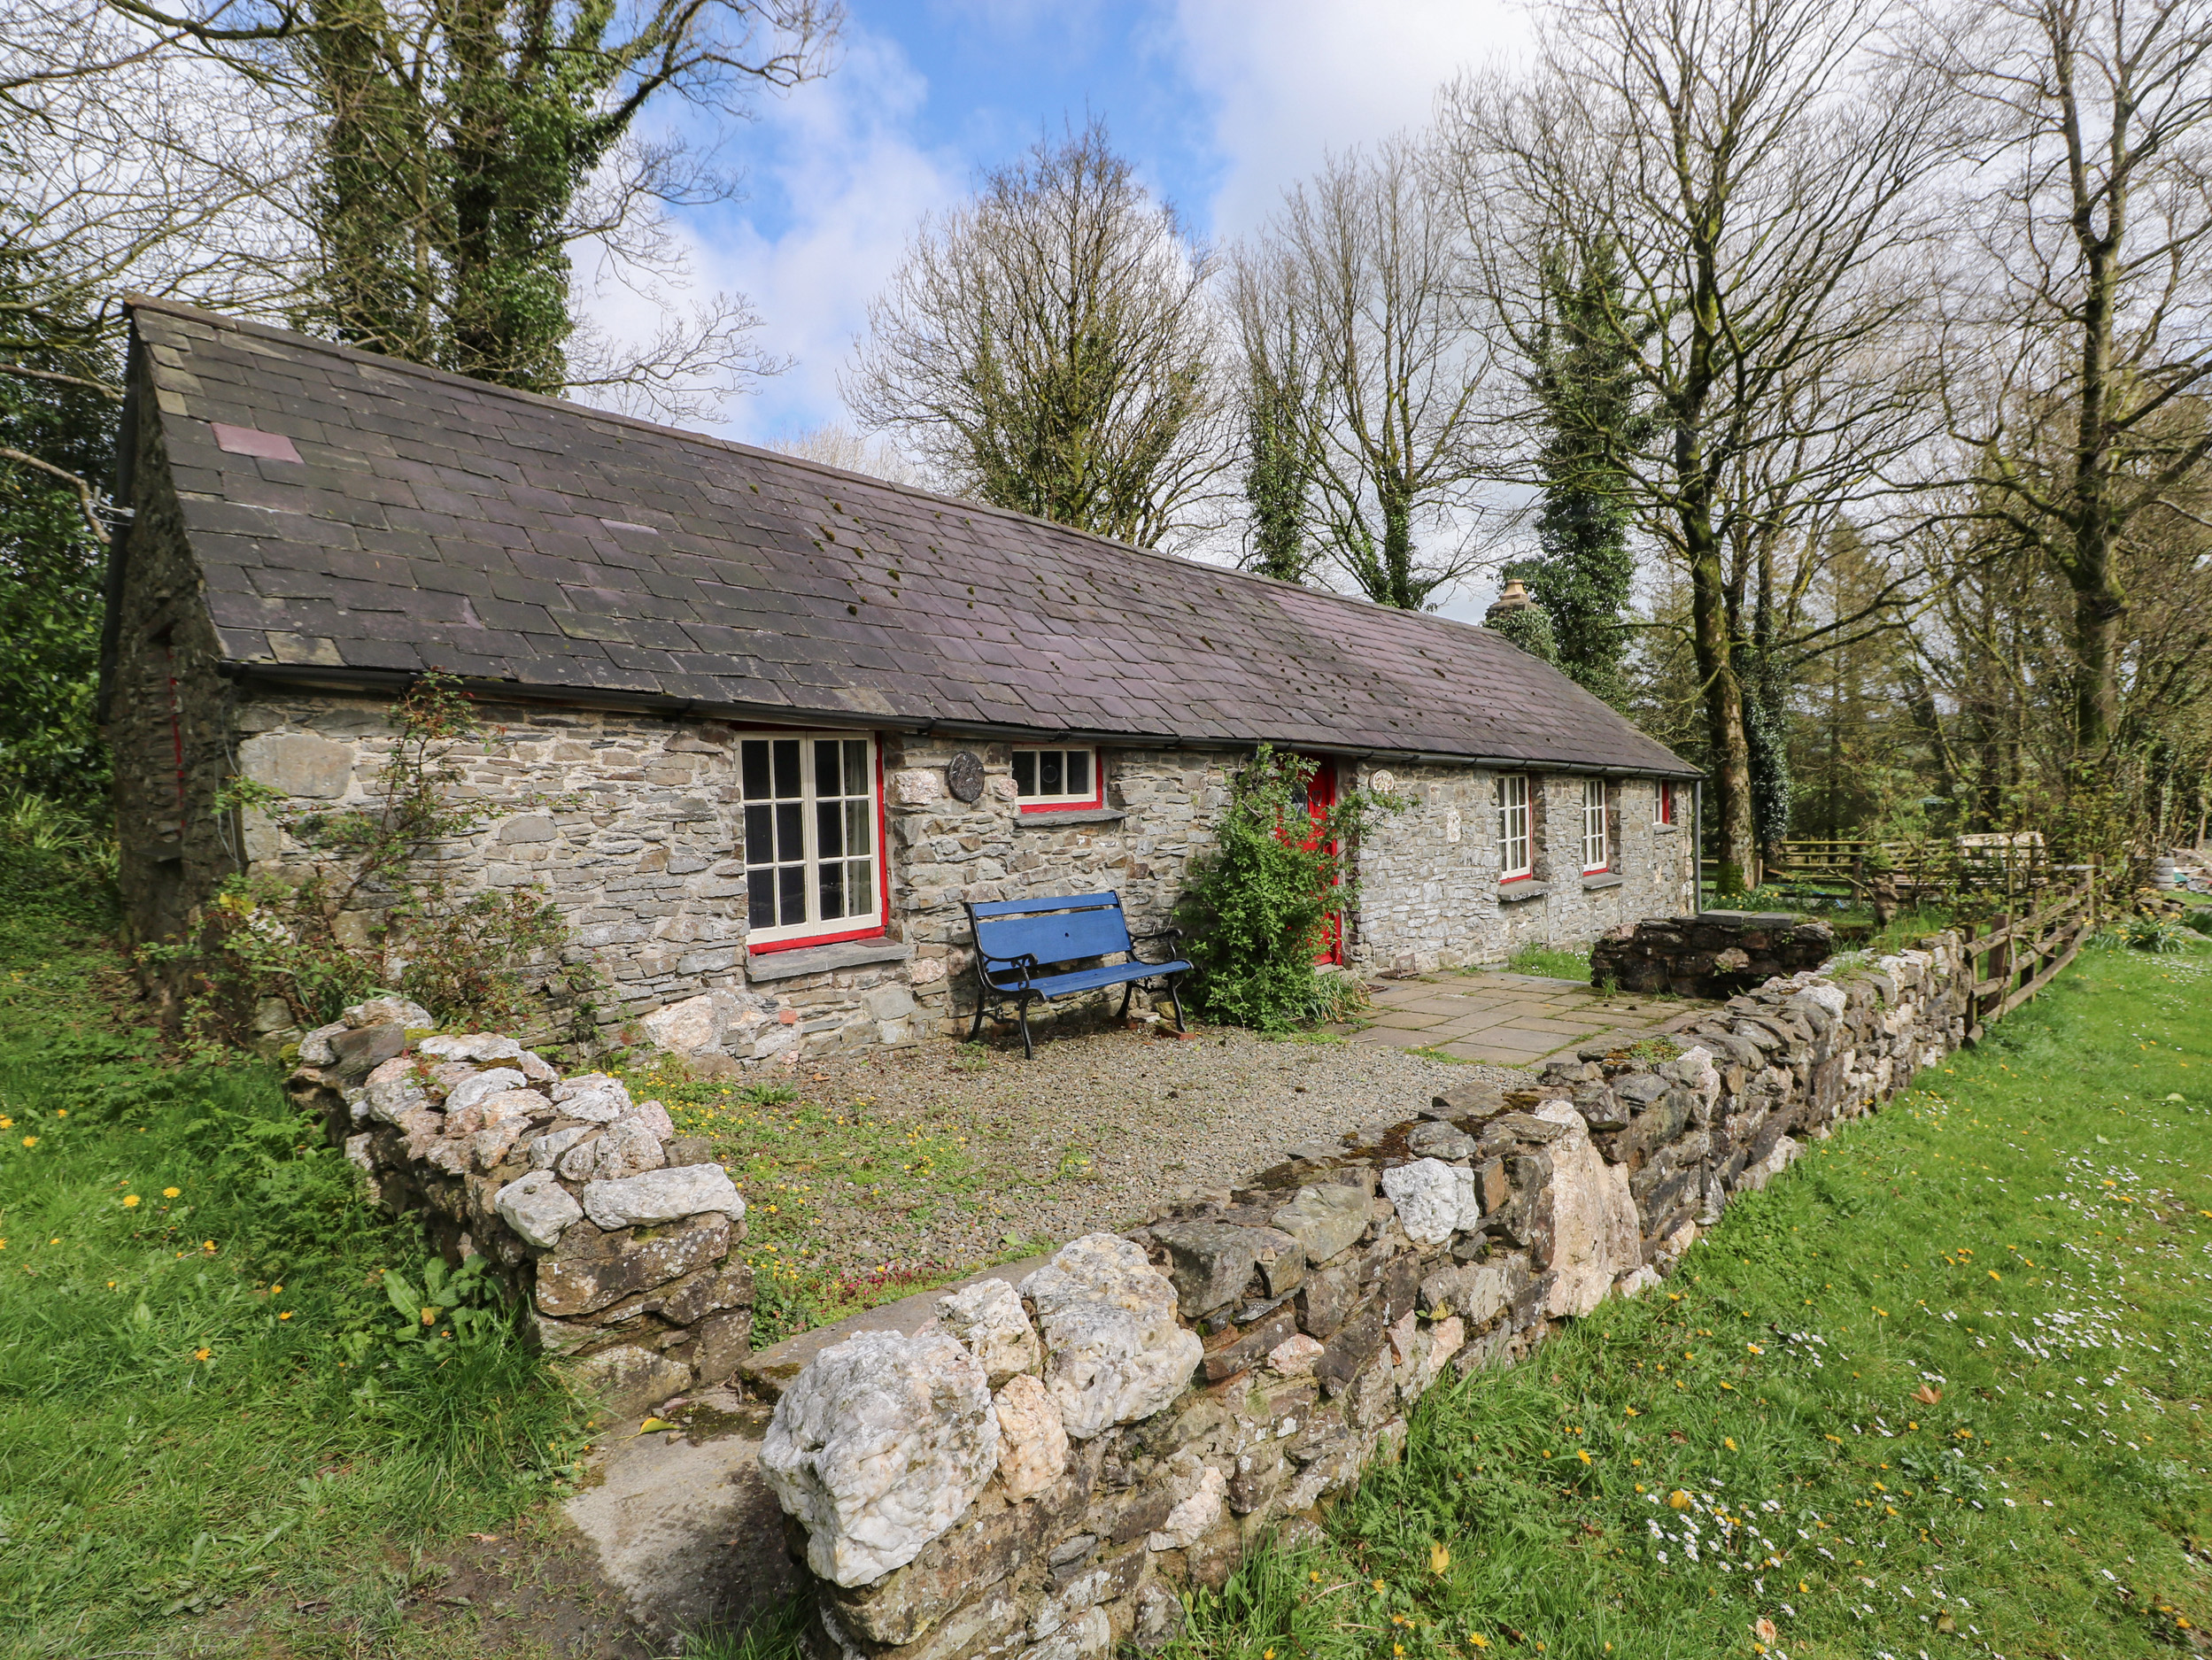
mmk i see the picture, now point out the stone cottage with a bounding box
[98,298,1700,1060]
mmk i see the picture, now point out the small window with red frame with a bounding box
[1012,745,1102,812]
[1657,780,1675,824]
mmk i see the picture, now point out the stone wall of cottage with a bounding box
[208,696,1695,1061]
[1348,767,1693,975]
[755,936,1976,1660]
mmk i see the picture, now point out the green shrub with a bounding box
[1176,746,1400,1031]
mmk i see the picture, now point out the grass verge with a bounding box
[1505,945,1594,982]
[1173,940,2212,1660]
[0,847,589,1657]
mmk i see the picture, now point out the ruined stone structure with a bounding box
[100,301,1699,1060]
[284,996,754,1402]
[754,935,1973,1660]
[1591,910,1837,1000]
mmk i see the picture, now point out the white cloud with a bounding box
[1169,0,1532,237]
[585,23,963,444]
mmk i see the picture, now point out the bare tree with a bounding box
[1443,0,1947,890]
[1917,0,2212,754]
[767,422,930,487]
[845,120,1226,549]
[1232,139,1493,610]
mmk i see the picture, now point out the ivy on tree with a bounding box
[1523,242,1646,711]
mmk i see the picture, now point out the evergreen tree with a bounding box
[0,247,112,811]
[1525,241,1645,708]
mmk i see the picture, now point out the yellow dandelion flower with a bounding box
[1576,1448,1591,1465]
[20,1136,35,1147]
[122,1194,141,1208]
[278,1311,293,1321]
[163,1186,180,1198]
[193,1347,211,1362]
[1668,1490,1691,1509]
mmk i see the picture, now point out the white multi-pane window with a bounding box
[1011,745,1098,809]
[1496,773,1533,879]
[739,732,881,946]
[1582,778,1611,872]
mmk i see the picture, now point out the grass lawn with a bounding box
[0,853,593,1658]
[1506,945,1595,982]
[1174,940,2212,1660]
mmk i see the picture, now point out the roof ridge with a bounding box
[121,294,1510,652]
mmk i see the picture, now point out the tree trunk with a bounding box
[1685,512,1757,893]
[1382,483,1414,609]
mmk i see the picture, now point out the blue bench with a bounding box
[963,892,1191,1058]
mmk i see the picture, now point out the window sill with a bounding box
[1582,873,1625,891]
[1497,881,1547,904]
[1016,807,1126,827]
[746,937,913,981]
[1653,822,1682,834]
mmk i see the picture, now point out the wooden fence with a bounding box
[1711,836,2063,903]
[1959,868,2097,1044]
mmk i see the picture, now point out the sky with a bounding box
[596,0,1532,451]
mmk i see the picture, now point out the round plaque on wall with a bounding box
[1369,768,1397,796]
[946,750,986,802]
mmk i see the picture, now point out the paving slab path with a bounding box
[1338,969,1707,1065]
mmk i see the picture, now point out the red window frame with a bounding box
[1657,781,1675,825]
[739,730,892,954]
[1011,745,1105,814]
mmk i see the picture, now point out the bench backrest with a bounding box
[968,892,1133,967]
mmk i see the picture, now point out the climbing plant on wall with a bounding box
[1177,745,1402,1031]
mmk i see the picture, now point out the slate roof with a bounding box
[115,298,1697,776]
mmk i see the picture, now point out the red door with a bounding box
[1294,757,1344,965]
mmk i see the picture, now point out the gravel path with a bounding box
[704,1022,1529,1281]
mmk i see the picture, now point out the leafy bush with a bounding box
[2121,912,2193,954]
[145,675,604,1050]
[1176,746,1400,1031]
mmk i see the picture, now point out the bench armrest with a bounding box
[978,950,1041,991]
[1127,926,1185,967]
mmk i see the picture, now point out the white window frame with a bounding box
[1496,773,1534,880]
[1582,777,1612,874]
[739,730,885,948]
[1011,744,1101,810]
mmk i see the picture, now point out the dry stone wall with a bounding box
[757,934,1973,1660]
[284,997,754,1412]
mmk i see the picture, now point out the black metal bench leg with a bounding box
[1017,993,1036,1060]
[1167,978,1187,1033]
[968,992,989,1044]
[1118,980,1134,1021]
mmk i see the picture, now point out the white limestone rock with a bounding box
[934,1278,1040,1386]
[993,1372,1069,1502]
[495,1169,583,1248]
[419,1032,526,1064]
[563,1343,693,1417]
[582,1163,745,1230]
[1266,1333,1324,1376]
[761,1327,1000,1587]
[1533,1100,1643,1317]
[1018,1234,1202,1440]
[553,1073,631,1123]
[639,991,740,1055]
[529,1123,594,1170]
[1381,1158,1462,1247]
[561,1116,666,1183]
[1019,1606,1110,1660]
[445,1067,527,1115]
[298,1021,349,1066]
[1145,1456,1226,1551]
[1452,1163,1482,1231]
[626,1099,676,1141]
[362,1055,429,1123]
